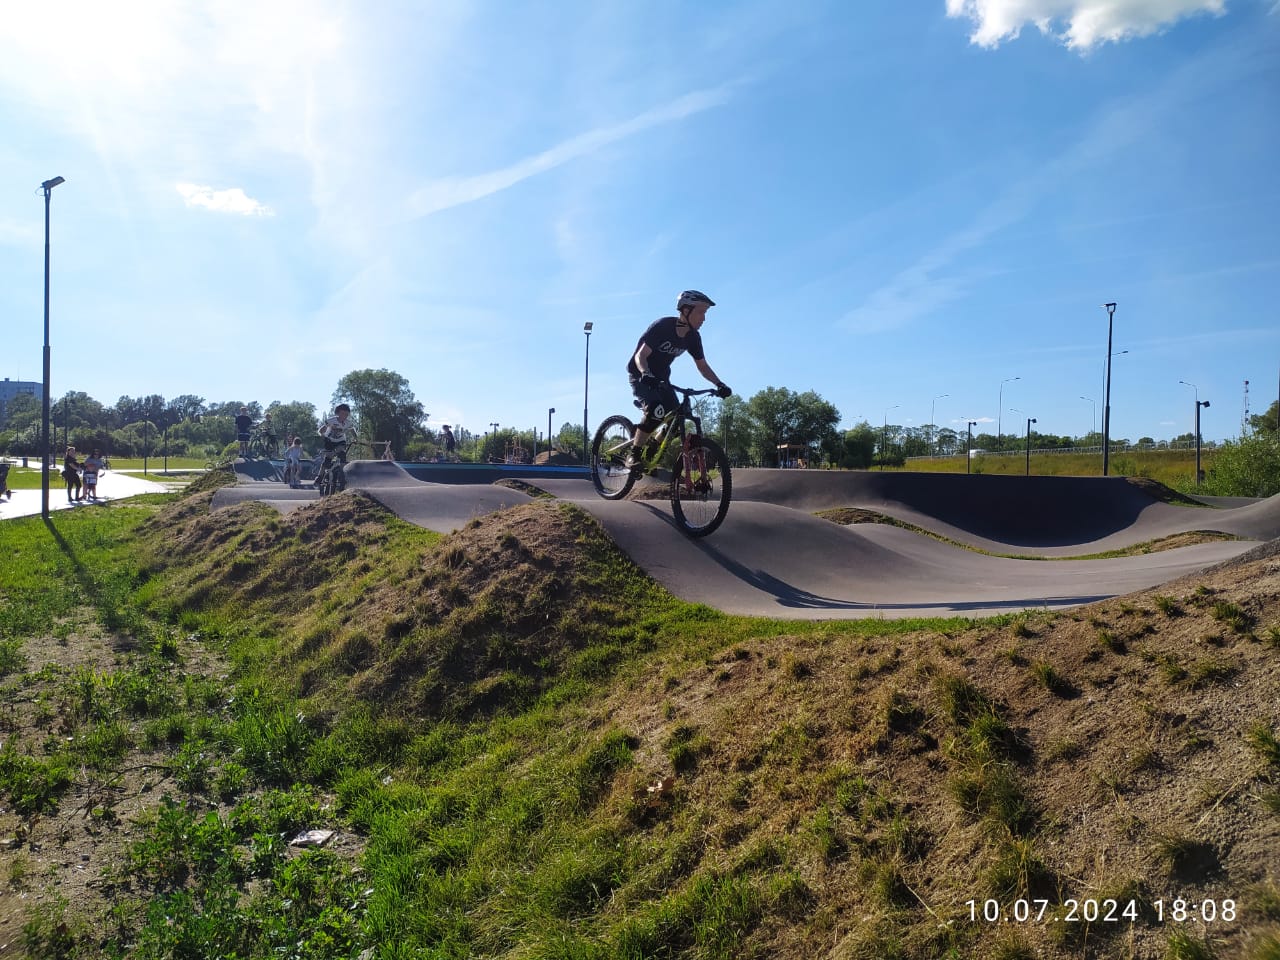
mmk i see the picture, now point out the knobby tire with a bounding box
[670,436,732,537]
[591,415,637,500]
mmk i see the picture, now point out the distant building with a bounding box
[0,378,42,425]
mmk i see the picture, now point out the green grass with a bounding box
[1,482,1272,960]
[889,448,1205,487]
[1245,721,1280,769]
[1165,929,1218,960]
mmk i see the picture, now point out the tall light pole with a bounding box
[547,407,555,458]
[997,377,1019,450]
[931,394,948,455]
[39,175,65,521]
[966,420,977,475]
[582,322,593,465]
[1102,302,1116,476]
[1180,381,1210,485]
[881,404,899,470]
[1079,396,1095,439]
[1025,417,1037,476]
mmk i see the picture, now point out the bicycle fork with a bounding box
[676,435,708,495]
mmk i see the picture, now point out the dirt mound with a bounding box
[184,465,239,496]
[535,450,581,466]
[139,491,655,721]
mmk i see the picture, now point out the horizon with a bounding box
[2,1,1277,445]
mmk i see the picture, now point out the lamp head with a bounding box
[41,176,65,190]
[583,321,593,333]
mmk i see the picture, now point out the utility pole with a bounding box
[1102,302,1116,476]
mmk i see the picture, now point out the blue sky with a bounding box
[1,0,1277,444]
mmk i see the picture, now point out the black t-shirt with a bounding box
[626,317,704,381]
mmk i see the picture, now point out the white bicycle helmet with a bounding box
[677,289,715,311]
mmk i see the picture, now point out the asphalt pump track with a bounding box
[216,460,1280,620]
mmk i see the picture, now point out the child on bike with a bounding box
[283,436,305,488]
[315,404,353,486]
[626,290,732,467]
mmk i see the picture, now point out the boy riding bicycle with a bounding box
[626,290,732,469]
[315,404,354,488]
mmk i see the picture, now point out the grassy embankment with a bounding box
[0,476,1277,959]
[891,449,1209,489]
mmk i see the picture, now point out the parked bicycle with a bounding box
[246,425,278,459]
[590,384,732,537]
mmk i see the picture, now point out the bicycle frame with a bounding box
[636,387,712,473]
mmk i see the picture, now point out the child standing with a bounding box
[82,450,104,501]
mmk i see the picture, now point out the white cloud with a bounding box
[407,85,735,219]
[945,0,1227,51]
[176,183,274,217]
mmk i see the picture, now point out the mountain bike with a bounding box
[247,426,278,459]
[591,385,732,537]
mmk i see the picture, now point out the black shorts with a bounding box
[630,377,677,433]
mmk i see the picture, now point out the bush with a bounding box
[1201,434,1280,498]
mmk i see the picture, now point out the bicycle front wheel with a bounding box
[591,415,637,500]
[671,436,732,537]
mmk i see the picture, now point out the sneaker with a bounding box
[624,451,642,477]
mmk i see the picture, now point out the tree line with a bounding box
[5,367,1276,477]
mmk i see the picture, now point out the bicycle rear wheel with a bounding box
[591,415,637,500]
[670,436,732,537]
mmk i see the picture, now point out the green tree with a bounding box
[167,394,206,422]
[206,400,263,420]
[1250,400,1279,437]
[332,369,425,455]
[836,422,877,469]
[556,422,585,459]
[1202,434,1280,498]
[747,387,840,466]
[265,401,319,442]
[115,395,168,428]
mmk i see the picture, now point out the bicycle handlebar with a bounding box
[669,385,721,397]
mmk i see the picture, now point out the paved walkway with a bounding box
[0,470,170,520]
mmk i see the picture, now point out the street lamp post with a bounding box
[966,421,977,475]
[1079,396,1095,439]
[997,377,1019,451]
[39,175,65,521]
[931,394,948,456]
[881,404,899,470]
[547,407,555,459]
[582,322,593,465]
[1025,417,1037,476]
[1102,302,1116,476]
[143,420,150,476]
[489,422,499,463]
[1180,381,1210,485]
